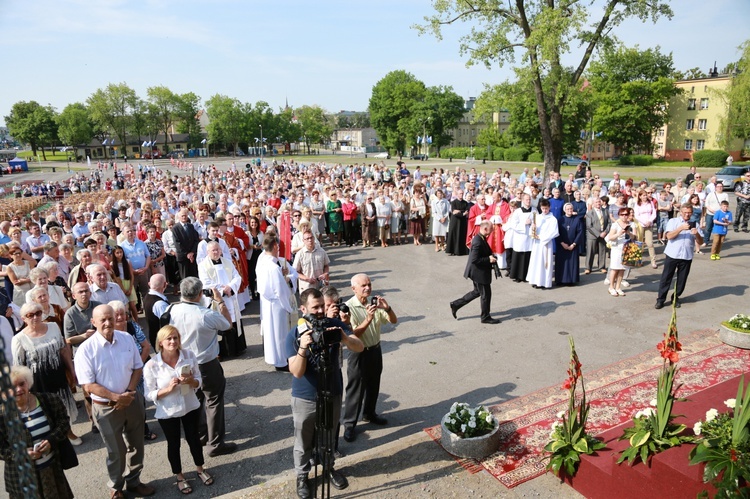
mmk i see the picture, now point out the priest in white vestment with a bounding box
[256,237,298,369]
[526,199,560,289]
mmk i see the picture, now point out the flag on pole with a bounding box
[102,139,108,145]
[201,138,207,144]
[417,136,422,144]
[427,136,433,144]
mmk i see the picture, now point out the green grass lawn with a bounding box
[17,150,74,162]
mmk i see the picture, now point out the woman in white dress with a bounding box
[7,243,35,306]
[431,189,450,251]
[605,207,632,297]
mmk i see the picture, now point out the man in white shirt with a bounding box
[75,304,155,498]
[703,183,728,241]
[88,263,129,306]
[293,230,330,292]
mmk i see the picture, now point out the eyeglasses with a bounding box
[25,311,43,319]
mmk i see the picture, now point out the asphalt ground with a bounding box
[1,159,748,498]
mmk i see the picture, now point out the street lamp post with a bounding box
[259,125,263,162]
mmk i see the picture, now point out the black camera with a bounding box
[337,298,349,314]
[492,261,503,279]
[202,289,213,297]
[688,221,696,229]
[302,314,341,347]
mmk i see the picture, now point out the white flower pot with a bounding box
[720,325,750,350]
[440,413,501,460]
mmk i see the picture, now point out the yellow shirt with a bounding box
[345,297,388,348]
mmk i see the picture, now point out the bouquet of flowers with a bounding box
[545,337,604,477]
[622,240,643,267]
[444,403,497,439]
[689,377,750,495]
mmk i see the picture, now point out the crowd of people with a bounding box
[0,157,747,498]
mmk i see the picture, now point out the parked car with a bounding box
[410,153,428,161]
[560,155,585,166]
[373,152,390,159]
[715,165,750,191]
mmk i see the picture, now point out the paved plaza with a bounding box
[1,159,748,498]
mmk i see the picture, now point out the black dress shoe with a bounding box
[450,302,458,319]
[363,414,388,426]
[735,228,740,232]
[329,468,349,490]
[208,442,237,457]
[199,435,208,446]
[296,474,311,499]
[654,301,665,309]
[343,427,356,442]
[481,318,501,324]
[674,300,681,308]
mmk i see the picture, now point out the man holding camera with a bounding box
[342,273,397,443]
[167,277,238,457]
[450,220,501,324]
[655,203,704,309]
[288,288,363,498]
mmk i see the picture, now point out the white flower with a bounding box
[725,399,736,409]
[705,408,719,422]
[649,399,658,407]
[693,422,702,436]
[646,407,656,416]
[556,411,565,419]
[486,415,493,424]
[468,420,477,428]
[461,424,467,433]
[450,402,458,413]
[551,421,562,430]
[468,409,476,417]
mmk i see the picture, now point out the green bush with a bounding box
[527,151,543,163]
[492,147,506,161]
[439,147,467,159]
[693,150,728,168]
[618,155,654,166]
[474,148,489,160]
[504,147,530,162]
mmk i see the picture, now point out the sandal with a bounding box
[198,471,214,486]
[608,289,618,297]
[144,431,158,441]
[177,479,192,495]
[616,289,626,296]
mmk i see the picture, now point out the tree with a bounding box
[337,112,371,129]
[175,92,203,149]
[369,70,427,155]
[416,85,465,153]
[56,103,94,151]
[418,0,672,178]
[588,45,680,154]
[147,85,180,151]
[721,41,750,149]
[87,83,137,158]
[205,94,248,155]
[672,67,707,80]
[275,107,302,150]
[296,105,332,154]
[4,101,58,160]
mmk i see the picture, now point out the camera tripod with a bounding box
[313,346,336,499]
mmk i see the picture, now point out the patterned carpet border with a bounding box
[424,328,750,488]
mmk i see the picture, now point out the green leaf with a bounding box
[630,430,651,447]
[572,438,589,453]
[639,444,650,465]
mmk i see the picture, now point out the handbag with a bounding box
[58,436,79,470]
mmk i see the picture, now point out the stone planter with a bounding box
[440,413,501,460]
[720,325,750,350]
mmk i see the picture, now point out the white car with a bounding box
[373,152,390,159]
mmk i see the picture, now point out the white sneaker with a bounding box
[621,280,630,288]
[604,278,610,285]
[69,437,83,446]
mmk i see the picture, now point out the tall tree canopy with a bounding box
[369,70,427,155]
[147,85,180,150]
[296,105,332,154]
[87,82,137,157]
[4,100,58,159]
[418,0,673,178]
[56,103,94,150]
[587,45,680,154]
[721,40,750,149]
[205,94,248,155]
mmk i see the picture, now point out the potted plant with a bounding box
[720,314,750,349]
[689,376,750,495]
[618,299,693,465]
[440,403,500,460]
[544,337,604,477]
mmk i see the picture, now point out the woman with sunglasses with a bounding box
[12,302,81,445]
[604,208,633,297]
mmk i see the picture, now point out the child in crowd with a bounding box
[656,189,671,244]
[710,200,733,260]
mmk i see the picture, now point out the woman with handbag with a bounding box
[144,325,212,495]
[605,208,632,297]
[1,365,76,498]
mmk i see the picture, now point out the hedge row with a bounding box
[617,155,654,166]
[692,150,729,168]
[439,146,532,161]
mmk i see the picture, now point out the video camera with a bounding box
[300,314,341,347]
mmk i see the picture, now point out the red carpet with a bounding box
[424,329,750,488]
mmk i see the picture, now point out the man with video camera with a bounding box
[287,288,363,499]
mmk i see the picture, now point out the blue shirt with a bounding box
[72,223,90,246]
[712,210,733,236]
[664,217,702,260]
[121,238,149,270]
[286,317,347,401]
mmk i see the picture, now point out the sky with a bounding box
[1,0,748,127]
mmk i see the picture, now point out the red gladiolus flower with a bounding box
[730,449,738,462]
[562,379,572,390]
[669,351,679,363]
